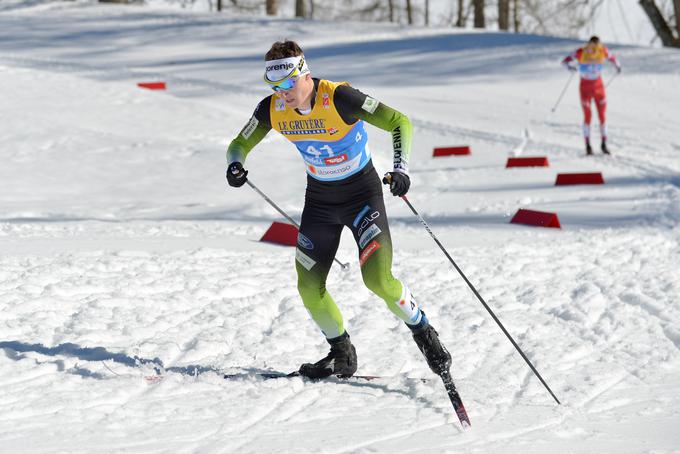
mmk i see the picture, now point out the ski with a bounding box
[439,370,471,429]
[224,371,378,381]
[223,371,427,382]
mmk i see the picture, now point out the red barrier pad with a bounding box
[506,157,549,168]
[260,221,298,246]
[555,172,604,185]
[510,209,561,228]
[433,146,471,157]
[137,82,166,90]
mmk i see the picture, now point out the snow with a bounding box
[1,1,680,452]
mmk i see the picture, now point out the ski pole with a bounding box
[395,190,561,405]
[550,71,575,113]
[606,71,619,88]
[246,179,350,271]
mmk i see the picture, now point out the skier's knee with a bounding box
[363,273,400,303]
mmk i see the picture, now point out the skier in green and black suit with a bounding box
[227,40,451,379]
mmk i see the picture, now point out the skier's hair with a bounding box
[265,40,304,61]
[588,36,600,44]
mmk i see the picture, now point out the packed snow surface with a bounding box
[1,1,679,453]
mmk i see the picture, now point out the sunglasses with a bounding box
[269,75,299,92]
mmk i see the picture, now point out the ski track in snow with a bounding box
[1,2,680,453]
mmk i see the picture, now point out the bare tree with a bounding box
[406,0,413,25]
[456,0,466,27]
[295,0,305,18]
[498,0,509,30]
[512,0,520,31]
[266,0,277,16]
[388,0,394,22]
[639,0,680,47]
[473,0,485,28]
[674,0,680,35]
[425,0,430,26]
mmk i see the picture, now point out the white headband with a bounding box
[264,55,310,83]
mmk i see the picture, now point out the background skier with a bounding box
[562,35,621,155]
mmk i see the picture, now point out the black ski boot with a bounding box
[586,142,593,156]
[299,331,357,379]
[412,324,452,376]
[601,139,610,155]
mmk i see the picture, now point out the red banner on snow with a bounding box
[506,157,549,168]
[260,222,298,247]
[433,146,471,157]
[510,209,561,228]
[555,172,604,185]
[137,82,167,90]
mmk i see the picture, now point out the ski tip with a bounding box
[456,406,471,429]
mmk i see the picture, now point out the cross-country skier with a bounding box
[562,36,621,155]
[226,40,451,380]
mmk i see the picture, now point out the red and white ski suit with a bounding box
[562,44,620,140]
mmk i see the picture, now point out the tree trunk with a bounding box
[639,0,680,47]
[456,0,465,27]
[406,0,413,25]
[674,0,680,35]
[295,0,305,17]
[473,0,485,28]
[388,0,394,22]
[425,0,430,26]
[498,0,509,30]
[217,0,222,11]
[512,0,519,32]
[266,0,277,16]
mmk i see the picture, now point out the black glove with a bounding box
[382,172,410,197]
[226,162,248,187]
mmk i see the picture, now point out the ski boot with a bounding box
[586,142,593,156]
[299,331,357,379]
[601,140,611,155]
[412,323,452,376]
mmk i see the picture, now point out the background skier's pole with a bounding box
[551,71,576,113]
[394,189,561,405]
[606,72,620,88]
[246,180,350,271]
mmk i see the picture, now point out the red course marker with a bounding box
[260,221,298,247]
[433,146,471,157]
[510,209,561,228]
[506,157,549,168]
[555,172,604,185]
[137,82,167,90]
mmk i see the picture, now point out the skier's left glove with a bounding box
[382,172,410,197]
[616,65,622,74]
[226,162,248,187]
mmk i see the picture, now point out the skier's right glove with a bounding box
[226,162,248,187]
[567,65,577,72]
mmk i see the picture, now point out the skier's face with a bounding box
[275,73,313,109]
[585,42,599,54]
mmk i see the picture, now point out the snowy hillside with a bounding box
[1,1,680,453]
